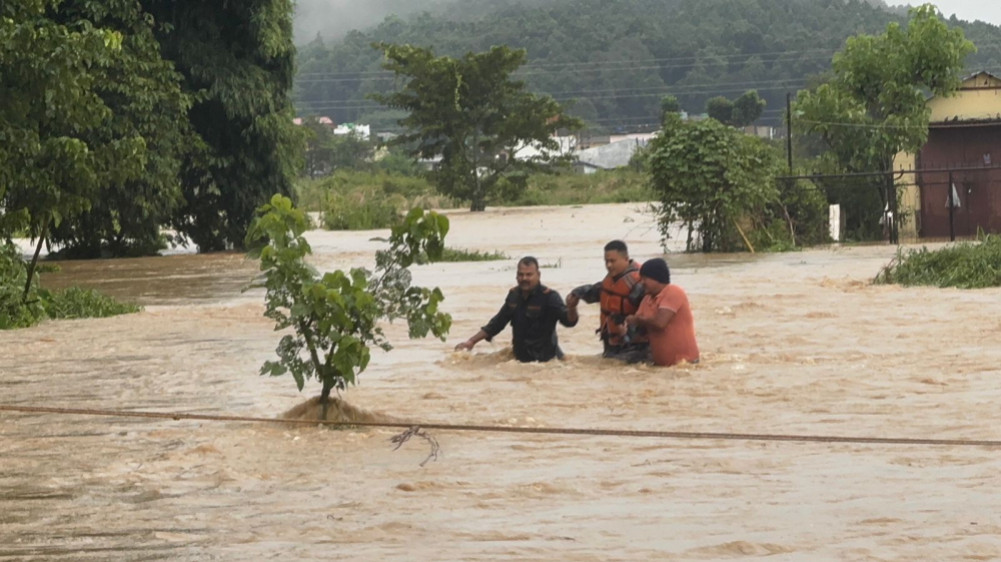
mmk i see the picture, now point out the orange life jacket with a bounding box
[598,262,645,346]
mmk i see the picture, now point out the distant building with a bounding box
[573,137,650,174]
[333,123,370,140]
[895,70,1001,238]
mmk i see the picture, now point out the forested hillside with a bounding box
[294,0,1001,131]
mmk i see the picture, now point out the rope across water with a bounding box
[2,404,999,448]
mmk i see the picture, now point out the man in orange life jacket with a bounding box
[566,240,649,363]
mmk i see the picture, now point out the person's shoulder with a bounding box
[538,284,563,301]
[623,261,641,280]
[661,283,689,300]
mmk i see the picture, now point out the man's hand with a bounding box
[454,340,475,352]
[565,293,579,308]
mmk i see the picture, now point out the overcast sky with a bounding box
[900,1,1001,26]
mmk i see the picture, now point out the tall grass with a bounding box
[296,170,457,230]
[39,287,142,319]
[438,248,508,262]
[296,168,653,231]
[504,169,652,206]
[874,234,1001,288]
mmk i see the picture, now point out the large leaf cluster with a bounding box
[371,44,581,211]
[649,116,781,252]
[1,0,125,244]
[246,195,451,396]
[148,0,303,251]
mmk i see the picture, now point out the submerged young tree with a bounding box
[371,44,581,211]
[246,195,451,418]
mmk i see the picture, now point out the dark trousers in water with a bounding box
[603,342,651,364]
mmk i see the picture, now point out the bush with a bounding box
[39,287,141,319]
[438,247,508,262]
[322,191,405,230]
[296,167,654,217]
[0,242,44,329]
[1,242,142,329]
[501,169,652,207]
[874,234,1001,288]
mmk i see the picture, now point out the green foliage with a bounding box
[296,170,439,212]
[795,6,975,240]
[246,194,451,399]
[300,117,375,178]
[660,95,682,121]
[745,177,831,251]
[1,0,128,275]
[504,169,652,206]
[371,43,582,211]
[45,0,193,258]
[649,116,781,252]
[874,234,1001,288]
[438,248,507,262]
[295,170,456,230]
[296,167,650,213]
[39,287,142,319]
[323,192,404,230]
[0,243,44,329]
[705,96,735,124]
[145,0,303,251]
[1,242,141,330]
[731,90,767,127]
[705,90,765,127]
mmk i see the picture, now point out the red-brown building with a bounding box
[898,71,1001,238]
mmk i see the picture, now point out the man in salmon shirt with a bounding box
[622,258,699,366]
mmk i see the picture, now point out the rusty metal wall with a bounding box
[917,126,1001,238]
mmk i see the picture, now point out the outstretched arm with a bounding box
[456,299,512,351]
[454,329,489,351]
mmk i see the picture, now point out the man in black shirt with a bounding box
[454,256,578,362]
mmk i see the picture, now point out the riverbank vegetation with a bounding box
[0,243,140,330]
[874,234,1001,289]
[294,168,651,230]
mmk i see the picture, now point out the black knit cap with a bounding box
[639,258,670,284]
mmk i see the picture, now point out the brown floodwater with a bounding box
[2,203,999,560]
[36,252,262,306]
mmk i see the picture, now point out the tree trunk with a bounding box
[320,379,333,420]
[22,219,49,303]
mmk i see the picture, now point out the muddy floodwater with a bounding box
[2,203,999,560]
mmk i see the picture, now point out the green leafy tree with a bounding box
[246,195,451,418]
[1,0,132,297]
[649,115,781,252]
[731,90,766,127]
[300,117,337,178]
[794,5,975,242]
[705,96,734,124]
[144,0,303,251]
[46,0,193,258]
[371,44,582,211]
[660,95,682,123]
